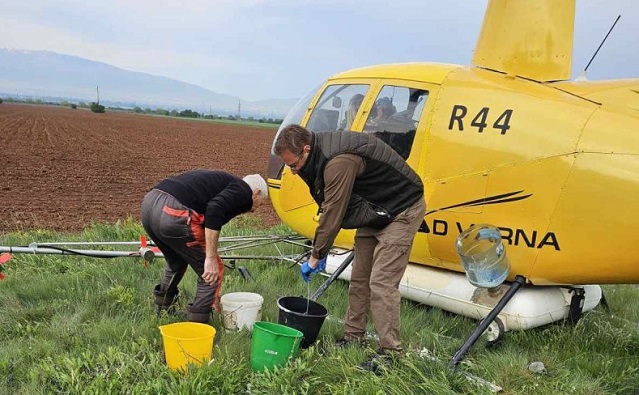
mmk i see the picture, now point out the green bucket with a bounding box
[250,321,303,372]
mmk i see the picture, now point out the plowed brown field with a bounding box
[0,103,280,232]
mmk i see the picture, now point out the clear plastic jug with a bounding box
[455,224,510,288]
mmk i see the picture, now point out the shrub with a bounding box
[90,102,105,113]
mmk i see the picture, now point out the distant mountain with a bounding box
[0,48,297,118]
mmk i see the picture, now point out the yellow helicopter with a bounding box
[266,0,639,346]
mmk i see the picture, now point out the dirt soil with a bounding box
[0,104,281,232]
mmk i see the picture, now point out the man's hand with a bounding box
[300,256,327,282]
[202,256,219,286]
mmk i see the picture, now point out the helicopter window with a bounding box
[364,86,429,159]
[306,84,369,133]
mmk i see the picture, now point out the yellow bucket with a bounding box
[159,322,216,371]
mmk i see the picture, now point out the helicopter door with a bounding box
[359,83,436,264]
[362,85,429,162]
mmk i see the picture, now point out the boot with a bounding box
[186,303,212,324]
[359,348,401,375]
[153,284,179,315]
[335,336,367,349]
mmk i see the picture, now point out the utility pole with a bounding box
[237,100,241,120]
[96,86,100,104]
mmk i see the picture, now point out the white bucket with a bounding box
[220,292,264,331]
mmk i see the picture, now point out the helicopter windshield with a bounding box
[268,83,323,179]
[271,82,323,155]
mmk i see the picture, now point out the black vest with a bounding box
[298,131,424,229]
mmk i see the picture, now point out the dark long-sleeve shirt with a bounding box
[154,170,253,230]
[312,154,364,259]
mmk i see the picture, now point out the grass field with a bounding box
[0,218,638,394]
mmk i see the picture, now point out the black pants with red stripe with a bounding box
[141,189,220,315]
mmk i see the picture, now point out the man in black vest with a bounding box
[141,170,267,323]
[274,124,426,373]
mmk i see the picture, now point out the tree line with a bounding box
[0,97,283,124]
[131,106,283,124]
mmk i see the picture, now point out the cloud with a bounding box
[1,0,637,100]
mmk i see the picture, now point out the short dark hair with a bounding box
[273,124,312,156]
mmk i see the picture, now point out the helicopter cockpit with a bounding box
[268,81,430,181]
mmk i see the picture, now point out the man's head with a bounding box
[273,124,312,175]
[348,94,364,112]
[346,94,365,129]
[375,97,396,120]
[242,174,268,210]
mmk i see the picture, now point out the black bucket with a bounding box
[277,296,328,349]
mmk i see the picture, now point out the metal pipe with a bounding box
[31,242,147,246]
[450,275,526,367]
[1,233,309,261]
[0,246,299,262]
[27,234,306,247]
[311,251,354,301]
[0,246,143,257]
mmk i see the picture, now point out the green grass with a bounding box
[1,218,638,394]
[200,117,280,129]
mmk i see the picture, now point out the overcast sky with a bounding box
[1,1,637,101]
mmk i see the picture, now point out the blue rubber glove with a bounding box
[300,257,327,282]
[317,256,327,272]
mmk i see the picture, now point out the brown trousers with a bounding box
[343,197,426,351]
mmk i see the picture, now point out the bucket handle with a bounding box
[223,302,262,314]
[288,335,302,361]
[224,304,244,314]
[269,333,303,362]
[176,339,208,367]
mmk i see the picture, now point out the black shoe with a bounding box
[155,304,178,316]
[335,337,366,348]
[359,350,391,375]
[153,284,179,316]
[359,348,401,375]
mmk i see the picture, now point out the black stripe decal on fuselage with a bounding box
[425,190,532,216]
